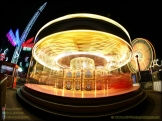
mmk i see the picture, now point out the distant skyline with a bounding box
[1,1,161,64]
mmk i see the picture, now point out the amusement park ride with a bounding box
[0,2,162,118]
[18,12,162,117]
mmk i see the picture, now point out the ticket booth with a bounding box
[0,61,20,89]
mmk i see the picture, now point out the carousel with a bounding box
[17,13,147,117]
[28,13,133,91]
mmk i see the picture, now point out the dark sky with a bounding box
[0,1,162,63]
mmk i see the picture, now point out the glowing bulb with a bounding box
[18,68,23,72]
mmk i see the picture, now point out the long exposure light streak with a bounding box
[11,2,47,64]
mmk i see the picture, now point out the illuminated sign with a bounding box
[5,57,8,61]
[0,65,13,74]
[0,53,5,61]
[4,48,8,54]
[0,48,9,61]
[22,37,34,51]
[6,29,21,47]
[25,62,29,67]
[25,57,29,62]
[19,62,22,67]
[1,65,13,71]
[23,47,32,51]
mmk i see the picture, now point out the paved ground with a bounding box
[4,88,162,121]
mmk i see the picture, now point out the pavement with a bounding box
[4,88,162,121]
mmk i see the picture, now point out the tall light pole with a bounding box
[11,2,47,64]
[135,55,141,83]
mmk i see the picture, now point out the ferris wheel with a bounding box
[127,38,155,73]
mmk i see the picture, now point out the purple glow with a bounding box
[6,29,21,47]
[6,29,16,46]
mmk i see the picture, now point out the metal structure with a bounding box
[127,38,154,73]
[11,2,47,64]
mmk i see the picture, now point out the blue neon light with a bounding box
[15,29,21,46]
[6,29,21,47]
[11,2,47,64]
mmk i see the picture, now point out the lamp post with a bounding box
[135,55,141,83]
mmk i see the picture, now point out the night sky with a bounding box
[1,1,162,66]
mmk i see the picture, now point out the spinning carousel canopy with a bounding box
[32,13,133,71]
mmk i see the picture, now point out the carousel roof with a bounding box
[32,13,133,70]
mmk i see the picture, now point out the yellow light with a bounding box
[35,13,131,44]
[54,51,108,68]
[32,30,132,71]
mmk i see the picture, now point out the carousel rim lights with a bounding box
[32,29,133,71]
[35,13,131,44]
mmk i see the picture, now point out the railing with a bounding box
[0,74,8,121]
[0,74,8,85]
